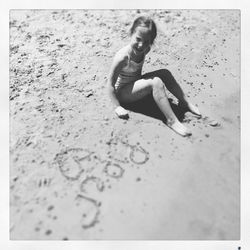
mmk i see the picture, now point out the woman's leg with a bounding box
[117,76,191,136]
[142,69,201,116]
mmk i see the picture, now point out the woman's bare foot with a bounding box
[181,101,201,117]
[166,119,192,137]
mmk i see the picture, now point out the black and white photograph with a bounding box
[9,9,241,241]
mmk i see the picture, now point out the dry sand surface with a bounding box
[9,10,240,240]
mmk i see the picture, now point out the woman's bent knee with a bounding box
[151,77,164,89]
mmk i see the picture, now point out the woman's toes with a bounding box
[167,120,192,137]
[188,103,201,116]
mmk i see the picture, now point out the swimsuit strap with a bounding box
[127,51,145,66]
[127,45,146,64]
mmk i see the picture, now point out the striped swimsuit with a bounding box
[114,52,145,91]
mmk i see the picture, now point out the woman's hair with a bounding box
[130,15,157,44]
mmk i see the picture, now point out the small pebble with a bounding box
[45,229,52,235]
[85,92,93,98]
[47,205,54,211]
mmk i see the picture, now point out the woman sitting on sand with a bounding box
[107,15,201,137]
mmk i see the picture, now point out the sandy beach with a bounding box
[9,10,240,240]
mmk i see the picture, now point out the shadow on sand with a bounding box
[122,93,188,123]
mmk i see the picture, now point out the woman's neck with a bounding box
[128,45,144,63]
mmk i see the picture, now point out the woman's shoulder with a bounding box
[114,45,130,62]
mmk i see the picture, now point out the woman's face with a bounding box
[130,26,151,55]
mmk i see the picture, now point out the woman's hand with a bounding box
[115,106,129,119]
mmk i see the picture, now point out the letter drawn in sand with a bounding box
[80,176,105,194]
[54,148,94,181]
[76,194,101,229]
[104,162,124,179]
[129,144,150,165]
[53,142,149,231]
[107,137,150,165]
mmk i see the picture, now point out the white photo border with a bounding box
[1,0,249,250]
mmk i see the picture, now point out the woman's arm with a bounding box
[107,53,129,118]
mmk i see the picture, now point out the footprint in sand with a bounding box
[36,34,50,46]
[37,177,52,188]
[202,116,221,127]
